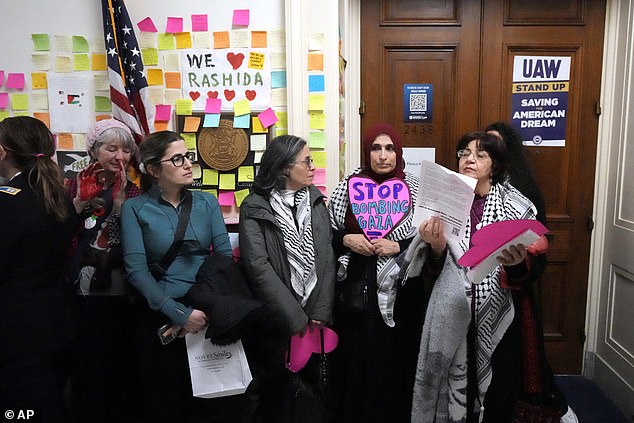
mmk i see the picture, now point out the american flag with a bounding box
[101,0,154,142]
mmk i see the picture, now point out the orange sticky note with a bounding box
[183,116,201,132]
[251,31,267,48]
[31,72,48,89]
[56,133,73,150]
[95,114,112,121]
[213,31,230,49]
[164,72,181,89]
[147,68,163,86]
[33,112,50,128]
[307,53,324,71]
[92,53,107,71]
[154,121,169,131]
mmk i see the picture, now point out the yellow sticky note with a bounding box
[31,73,47,89]
[237,166,254,183]
[251,31,267,48]
[175,32,192,49]
[181,133,197,149]
[248,52,265,70]
[213,31,230,49]
[219,173,236,190]
[164,72,181,89]
[141,48,159,66]
[234,188,250,207]
[312,151,327,168]
[11,94,29,111]
[73,54,90,71]
[175,99,193,115]
[251,116,267,133]
[309,112,326,130]
[158,33,176,50]
[202,169,219,185]
[183,116,201,132]
[91,53,107,71]
[233,99,250,116]
[57,133,74,150]
[307,53,324,71]
[308,94,325,111]
[275,128,288,136]
[202,188,217,198]
[0,111,10,122]
[147,69,163,86]
[55,55,72,73]
[275,111,288,128]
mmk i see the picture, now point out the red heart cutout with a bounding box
[245,90,256,101]
[189,91,201,101]
[207,91,218,99]
[226,52,245,70]
[224,89,236,101]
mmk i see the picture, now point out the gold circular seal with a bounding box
[197,119,249,171]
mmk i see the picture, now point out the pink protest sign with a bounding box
[347,176,412,240]
[287,327,338,373]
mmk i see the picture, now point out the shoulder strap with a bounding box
[150,190,193,280]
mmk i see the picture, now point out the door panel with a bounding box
[361,0,606,373]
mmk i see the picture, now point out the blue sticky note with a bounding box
[308,74,324,92]
[203,113,221,127]
[271,70,287,88]
[233,113,250,128]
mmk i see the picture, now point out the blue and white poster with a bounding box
[403,84,433,123]
[511,56,570,147]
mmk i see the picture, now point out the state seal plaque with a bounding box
[197,119,249,171]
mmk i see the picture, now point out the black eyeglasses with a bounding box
[160,151,196,167]
[293,158,315,168]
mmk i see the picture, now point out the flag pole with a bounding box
[106,0,128,85]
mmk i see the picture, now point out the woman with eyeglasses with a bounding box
[121,131,243,422]
[238,134,335,422]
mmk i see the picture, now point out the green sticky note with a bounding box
[13,111,31,117]
[32,34,50,51]
[308,131,326,148]
[95,96,112,112]
[175,99,193,115]
[11,94,29,111]
[72,35,89,53]
[158,33,176,50]
[234,188,250,207]
[141,48,159,66]
[312,151,327,168]
[181,133,197,150]
[0,111,11,122]
[73,54,90,71]
[202,188,217,198]
[202,169,219,185]
[237,166,254,183]
[219,173,236,190]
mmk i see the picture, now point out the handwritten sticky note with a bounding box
[137,17,158,32]
[219,173,236,190]
[72,35,89,53]
[312,151,327,168]
[230,30,249,48]
[138,32,157,48]
[94,95,111,112]
[147,68,163,86]
[31,73,47,90]
[141,48,159,66]
[175,32,192,49]
[180,134,197,151]
[250,134,267,151]
[11,94,29,111]
[309,74,325,92]
[308,53,324,71]
[309,131,326,149]
[251,31,267,48]
[0,93,9,109]
[0,111,10,122]
[232,9,250,27]
[92,53,107,71]
[308,33,325,51]
[238,166,255,183]
[175,99,193,115]
[73,54,90,71]
[233,113,250,128]
[163,53,181,71]
[164,72,181,89]
[213,31,230,49]
[158,33,175,50]
[308,94,325,111]
[154,121,169,131]
[191,14,208,32]
[155,104,172,121]
[184,116,201,132]
[218,191,235,206]
[309,112,326,130]
[270,52,286,69]
[248,52,265,70]
[271,88,287,107]
[31,33,50,51]
[275,111,288,128]
[33,112,50,128]
[203,169,219,185]
[258,108,278,128]
[192,32,211,49]
[269,30,285,48]
[30,92,48,110]
[233,99,250,116]
[166,17,184,34]
[94,74,109,91]
[271,71,287,88]
[251,116,267,133]
[313,168,326,185]
[55,35,72,53]
[203,113,220,127]
[32,53,50,71]
[234,188,249,207]
[6,73,25,90]
[205,98,221,114]
[57,133,74,150]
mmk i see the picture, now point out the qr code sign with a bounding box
[410,93,427,112]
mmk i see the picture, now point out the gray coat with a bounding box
[239,185,335,335]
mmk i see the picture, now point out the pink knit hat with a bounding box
[86,119,134,157]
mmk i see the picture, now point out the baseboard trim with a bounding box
[590,352,634,421]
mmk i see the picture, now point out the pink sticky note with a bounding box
[137,17,158,32]
[287,327,338,373]
[258,107,278,128]
[191,14,208,32]
[313,168,326,185]
[205,97,221,114]
[0,70,4,87]
[6,73,25,90]
[155,104,172,122]
[166,17,184,34]
[232,9,250,27]
[316,186,328,196]
[0,92,9,109]
[217,191,235,207]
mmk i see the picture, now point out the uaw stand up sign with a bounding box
[347,176,412,240]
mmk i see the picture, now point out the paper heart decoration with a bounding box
[226,52,245,70]
[224,89,236,101]
[189,91,201,101]
[287,327,338,373]
[207,91,219,99]
[347,176,412,240]
[245,90,256,101]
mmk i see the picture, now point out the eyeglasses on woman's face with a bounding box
[293,157,315,168]
[456,148,490,161]
[160,151,196,167]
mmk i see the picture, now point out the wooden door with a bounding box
[361,0,606,373]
